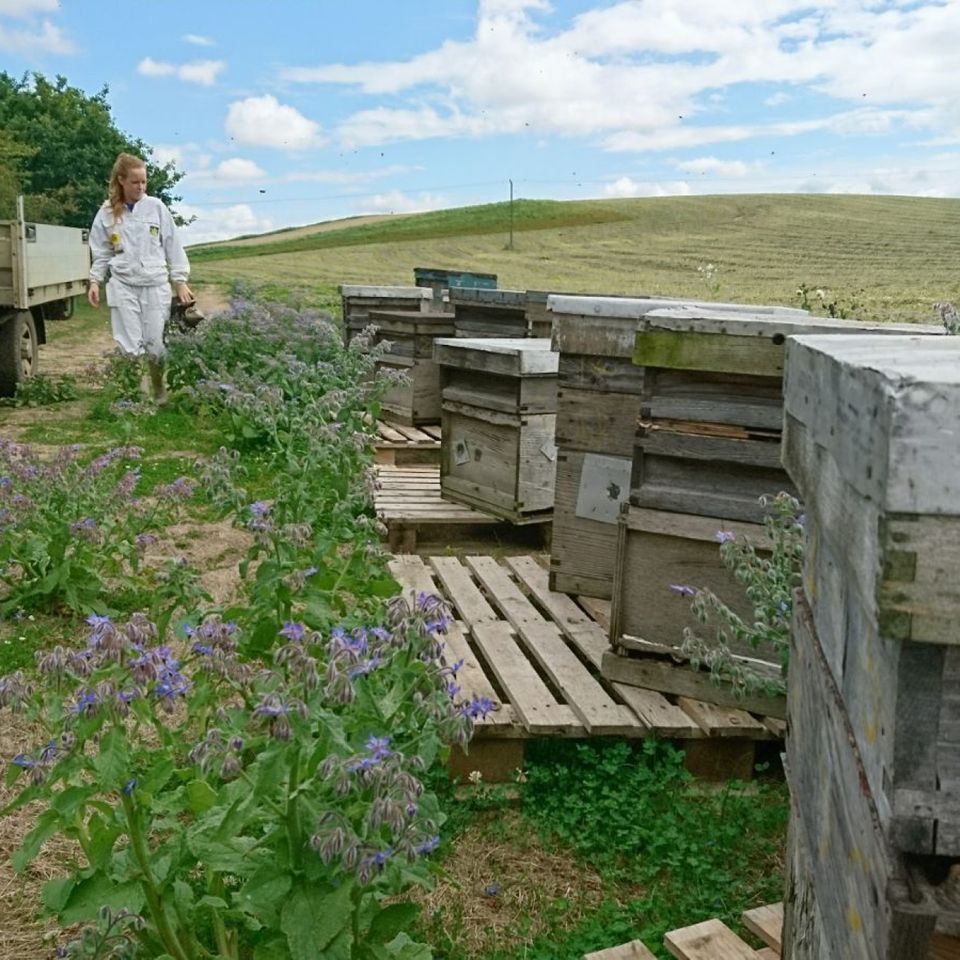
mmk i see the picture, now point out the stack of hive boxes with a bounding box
[781,334,960,958]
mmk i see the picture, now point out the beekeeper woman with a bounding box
[87,152,193,404]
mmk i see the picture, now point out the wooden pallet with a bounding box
[374,419,441,466]
[376,465,501,551]
[586,903,781,960]
[389,553,783,781]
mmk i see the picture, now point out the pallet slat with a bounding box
[740,903,782,953]
[583,941,657,960]
[664,918,762,959]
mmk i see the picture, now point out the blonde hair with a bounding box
[107,152,147,222]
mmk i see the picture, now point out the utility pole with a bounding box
[508,178,514,251]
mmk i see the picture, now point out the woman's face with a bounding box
[121,167,147,204]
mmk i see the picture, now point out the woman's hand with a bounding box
[175,281,194,305]
[87,281,100,308]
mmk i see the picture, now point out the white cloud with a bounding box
[360,190,448,215]
[137,57,225,86]
[225,95,324,150]
[182,33,215,46]
[675,157,753,177]
[0,18,74,55]
[0,0,57,15]
[214,158,267,181]
[137,57,175,78]
[604,176,692,198]
[279,1,960,154]
[764,92,790,107]
[179,203,275,245]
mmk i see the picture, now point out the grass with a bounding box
[191,193,960,321]
[423,740,788,959]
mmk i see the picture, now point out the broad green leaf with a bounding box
[12,808,60,872]
[42,876,75,913]
[60,873,144,925]
[281,880,354,960]
[236,867,292,925]
[92,727,129,789]
[185,779,218,813]
[368,903,421,945]
[253,937,290,960]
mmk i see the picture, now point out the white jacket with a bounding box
[89,196,189,287]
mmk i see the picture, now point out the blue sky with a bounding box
[3,0,959,242]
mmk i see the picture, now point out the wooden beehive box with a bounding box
[604,309,941,710]
[783,333,960,857]
[782,335,960,959]
[448,287,557,339]
[368,309,455,425]
[547,295,808,599]
[339,284,432,346]
[434,337,558,523]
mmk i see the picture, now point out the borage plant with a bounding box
[678,491,804,697]
[3,592,491,960]
[0,441,194,617]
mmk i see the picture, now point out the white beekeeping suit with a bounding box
[88,195,190,358]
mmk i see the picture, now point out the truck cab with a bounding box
[0,196,90,395]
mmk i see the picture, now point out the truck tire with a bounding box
[0,310,38,397]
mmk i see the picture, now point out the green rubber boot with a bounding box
[147,359,168,406]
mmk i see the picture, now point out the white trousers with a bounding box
[105,279,170,359]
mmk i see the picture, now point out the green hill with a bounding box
[190,194,960,322]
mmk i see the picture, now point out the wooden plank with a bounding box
[471,621,583,735]
[466,556,642,736]
[504,555,608,670]
[378,420,407,443]
[741,903,782,953]
[420,424,442,440]
[664,918,762,959]
[755,950,777,960]
[583,941,657,960]
[601,651,786,720]
[579,595,612,633]
[636,330,785,378]
[429,556,501,626]
[613,682,702,739]
[637,429,784,470]
[762,716,786,739]
[676,697,769,739]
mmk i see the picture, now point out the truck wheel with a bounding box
[0,310,38,397]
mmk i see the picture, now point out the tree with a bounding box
[0,72,187,226]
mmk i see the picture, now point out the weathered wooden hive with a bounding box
[449,287,554,339]
[368,309,455,425]
[603,307,940,714]
[434,337,558,523]
[339,284,432,346]
[781,334,960,959]
[546,295,808,600]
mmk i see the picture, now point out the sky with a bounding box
[3,0,960,243]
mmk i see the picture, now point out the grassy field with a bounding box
[190,193,960,322]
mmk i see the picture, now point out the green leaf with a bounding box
[281,881,354,960]
[236,867,292,926]
[87,812,123,869]
[253,937,290,960]
[42,876,75,913]
[185,779,218,813]
[368,903,421,944]
[60,873,144,925]
[12,808,60,872]
[92,726,129,789]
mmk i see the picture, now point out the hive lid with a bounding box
[433,337,558,375]
[339,284,433,299]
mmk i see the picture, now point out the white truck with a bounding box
[0,197,90,395]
